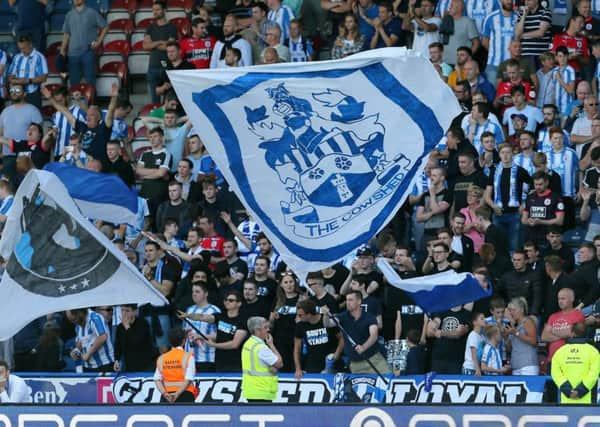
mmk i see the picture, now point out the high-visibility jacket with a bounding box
[551,338,600,404]
[157,347,197,396]
[241,336,278,401]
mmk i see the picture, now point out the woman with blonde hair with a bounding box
[459,185,485,253]
[506,297,539,375]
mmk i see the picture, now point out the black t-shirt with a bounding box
[383,270,422,340]
[311,292,339,314]
[138,148,172,202]
[75,120,112,167]
[254,277,277,309]
[273,295,300,372]
[524,190,564,244]
[226,258,249,281]
[140,259,179,315]
[452,170,491,212]
[242,297,271,319]
[430,308,470,362]
[583,166,600,208]
[146,22,178,68]
[361,295,382,317]
[418,188,452,231]
[214,312,247,372]
[322,264,350,295]
[159,59,196,87]
[11,139,51,169]
[104,157,135,188]
[294,316,338,373]
[357,269,384,300]
[446,142,479,186]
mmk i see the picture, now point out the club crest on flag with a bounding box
[7,184,120,297]
[170,48,460,271]
[243,83,411,234]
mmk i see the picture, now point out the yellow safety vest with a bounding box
[241,335,278,401]
[551,340,600,404]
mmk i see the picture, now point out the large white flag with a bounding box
[169,48,460,274]
[0,169,167,340]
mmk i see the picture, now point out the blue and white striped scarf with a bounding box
[493,165,520,208]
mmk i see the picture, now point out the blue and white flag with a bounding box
[169,48,460,274]
[0,170,167,340]
[44,162,138,226]
[378,259,492,313]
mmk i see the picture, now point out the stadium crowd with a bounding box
[1,0,600,398]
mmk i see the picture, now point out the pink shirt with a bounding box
[460,207,485,253]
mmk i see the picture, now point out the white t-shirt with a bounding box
[0,374,29,403]
[411,16,441,58]
[463,330,484,370]
[571,116,592,158]
[257,339,279,368]
[502,105,544,136]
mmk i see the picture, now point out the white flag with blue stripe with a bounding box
[44,162,138,226]
[378,259,492,313]
[169,48,460,274]
[0,169,167,340]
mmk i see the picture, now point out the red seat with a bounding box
[100,61,129,87]
[43,83,63,96]
[46,53,58,73]
[41,105,57,120]
[135,17,155,30]
[138,102,160,116]
[46,41,62,55]
[103,39,131,57]
[108,18,134,35]
[167,0,194,8]
[134,145,151,160]
[137,0,153,7]
[132,40,145,51]
[135,126,147,138]
[69,83,95,105]
[127,125,134,142]
[170,17,191,39]
[110,0,138,13]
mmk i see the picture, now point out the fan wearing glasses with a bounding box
[178,291,248,372]
[571,95,600,157]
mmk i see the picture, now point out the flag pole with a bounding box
[327,312,389,385]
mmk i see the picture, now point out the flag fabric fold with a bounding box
[0,169,166,340]
[44,162,138,226]
[169,48,460,275]
[377,259,492,313]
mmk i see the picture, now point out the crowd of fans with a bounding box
[0,0,600,395]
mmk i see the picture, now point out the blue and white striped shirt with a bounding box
[53,105,86,158]
[434,0,454,16]
[7,49,48,94]
[0,50,6,99]
[466,0,499,35]
[482,10,518,67]
[552,65,576,116]
[287,36,313,62]
[547,147,579,198]
[538,127,571,153]
[481,343,503,374]
[76,310,114,369]
[247,250,282,275]
[267,5,295,44]
[184,304,220,363]
[464,119,504,153]
[0,195,13,215]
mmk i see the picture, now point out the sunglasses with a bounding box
[224,298,239,303]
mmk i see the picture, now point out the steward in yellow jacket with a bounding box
[551,322,600,404]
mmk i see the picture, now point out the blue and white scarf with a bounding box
[493,165,520,208]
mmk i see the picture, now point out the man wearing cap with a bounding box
[6,34,47,109]
[502,85,543,137]
[350,247,383,297]
[508,113,528,150]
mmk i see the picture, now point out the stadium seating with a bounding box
[47,32,64,48]
[165,9,187,21]
[170,17,191,39]
[130,30,145,49]
[46,41,62,55]
[100,61,129,88]
[96,74,121,98]
[103,40,131,58]
[110,0,138,13]
[138,102,160,116]
[103,31,129,47]
[106,10,131,26]
[53,0,73,14]
[49,13,67,32]
[134,11,154,27]
[69,83,95,105]
[166,0,194,8]
[108,18,134,35]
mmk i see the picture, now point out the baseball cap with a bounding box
[510,113,528,123]
[357,247,374,257]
